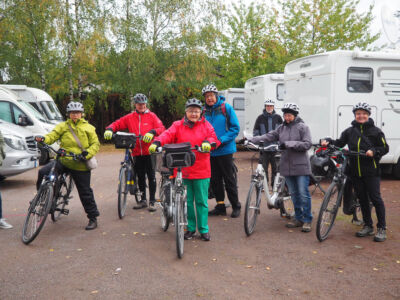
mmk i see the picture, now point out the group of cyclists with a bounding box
[8,83,388,243]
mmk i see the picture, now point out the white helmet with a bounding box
[352,102,371,115]
[282,103,300,115]
[202,84,218,95]
[264,99,275,106]
[66,101,84,112]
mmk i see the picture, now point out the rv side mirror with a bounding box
[17,115,32,126]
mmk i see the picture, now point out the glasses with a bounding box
[187,110,201,114]
[69,111,82,115]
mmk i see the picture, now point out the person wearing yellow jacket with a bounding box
[35,102,100,230]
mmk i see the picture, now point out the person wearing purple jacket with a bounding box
[249,103,313,232]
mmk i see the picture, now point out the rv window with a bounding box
[233,98,245,111]
[0,102,13,123]
[276,83,285,100]
[347,67,373,93]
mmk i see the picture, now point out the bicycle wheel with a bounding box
[160,181,171,232]
[280,184,294,219]
[244,181,262,236]
[118,166,128,219]
[22,183,53,245]
[51,176,70,222]
[316,182,342,242]
[174,193,184,259]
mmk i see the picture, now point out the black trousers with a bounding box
[134,155,156,203]
[210,154,241,210]
[37,161,100,220]
[352,176,386,229]
[261,151,278,188]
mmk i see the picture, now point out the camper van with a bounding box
[284,50,400,178]
[218,88,245,141]
[0,85,63,124]
[244,74,285,137]
[0,87,57,165]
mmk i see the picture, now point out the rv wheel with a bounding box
[38,145,50,166]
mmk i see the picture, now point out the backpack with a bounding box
[204,102,230,131]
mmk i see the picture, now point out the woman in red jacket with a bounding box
[149,98,220,241]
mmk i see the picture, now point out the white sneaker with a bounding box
[0,218,13,229]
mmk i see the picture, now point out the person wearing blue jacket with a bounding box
[202,84,241,218]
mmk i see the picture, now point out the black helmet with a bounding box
[352,102,371,115]
[66,101,84,112]
[133,93,148,104]
[201,84,218,95]
[185,98,203,109]
[310,154,330,177]
[282,102,300,116]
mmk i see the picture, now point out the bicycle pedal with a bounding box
[61,209,69,215]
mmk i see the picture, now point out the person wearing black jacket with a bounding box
[253,99,283,188]
[322,102,389,242]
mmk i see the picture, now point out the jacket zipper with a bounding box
[138,113,143,156]
[357,125,362,177]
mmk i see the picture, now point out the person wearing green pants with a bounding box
[150,98,220,241]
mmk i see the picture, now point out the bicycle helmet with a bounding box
[352,102,371,115]
[202,84,218,95]
[133,93,148,104]
[264,99,275,106]
[310,154,330,177]
[281,102,300,116]
[66,101,84,112]
[185,98,203,109]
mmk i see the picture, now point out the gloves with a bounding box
[148,143,158,154]
[57,148,66,157]
[279,143,286,150]
[35,135,45,142]
[201,141,211,152]
[78,151,88,161]
[104,129,113,140]
[143,130,155,143]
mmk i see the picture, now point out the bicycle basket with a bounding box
[114,132,137,149]
[163,143,195,168]
[310,154,330,177]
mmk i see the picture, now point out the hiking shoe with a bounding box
[356,225,374,237]
[208,207,227,216]
[133,201,147,209]
[85,219,97,230]
[200,232,211,241]
[231,208,241,218]
[301,222,312,232]
[184,231,196,240]
[373,228,387,242]
[285,220,304,228]
[148,202,156,212]
[0,219,13,229]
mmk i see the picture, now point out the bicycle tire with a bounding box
[279,184,294,219]
[51,176,69,222]
[316,182,342,242]
[22,183,53,245]
[244,180,262,236]
[174,192,184,259]
[160,181,171,232]
[118,166,128,219]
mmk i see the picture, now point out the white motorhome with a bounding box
[0,85,63,124]
[218,88,245,141]
[244,74,285,137]
[284,50,400,178]
[0,87,57,165]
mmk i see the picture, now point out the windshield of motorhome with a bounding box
[17,100,47,123]
[42,101,63,120]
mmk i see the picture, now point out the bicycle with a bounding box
[22,144,76,245]
[243,141,293,236]
[316,144,366,242]
[153,142,207,259]
[113,132,142,219]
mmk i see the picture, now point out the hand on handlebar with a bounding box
[35,135,45,143]
[201,141,211,152]
[148,143,158,154]
[104,129,113,140]
[57,148,66,157]
[279,143,286,150]
[366,150,374,157]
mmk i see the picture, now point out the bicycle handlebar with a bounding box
[323,144,367,157]
[154,143,217,154]
[244,140,279,152]
[37,142,79,160]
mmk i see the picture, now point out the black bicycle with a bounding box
[316,145,366,242]
[22,144,75,245]
[113,132,142,219]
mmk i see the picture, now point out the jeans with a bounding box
[285,175,312,223]
[134,155,156,203]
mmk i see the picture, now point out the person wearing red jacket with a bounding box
[104,93,165,211]
[149,98,220,241]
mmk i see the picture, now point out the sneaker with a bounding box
[285,220,304,228]
[200,232,211,241]
[133,201,148,210]
[0,219,13,229]
[148,202,156,212]
[231,208,241,218]
[373,228,387,242]
[301,222,312,232]
[184,231,196,240]
[208,207,227,216]
[85,219,97,230]
[356,225,374,237]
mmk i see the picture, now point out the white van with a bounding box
[244,74,285,137]
[284,50,400,178]
[0,120,38,179]
[0,87,57,165]
[0,85,63,124]
[218,88,245,141]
